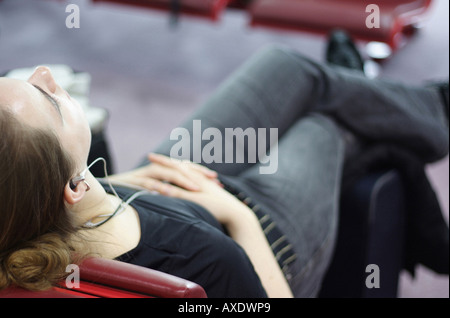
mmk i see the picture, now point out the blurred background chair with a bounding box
[248,0,433,58]
[92,0,432,59]
[91,0,232,21]
[90,0,433,58]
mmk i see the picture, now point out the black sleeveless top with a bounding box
[106,184,267,298]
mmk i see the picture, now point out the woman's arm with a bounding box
[147,154,293,298]
[223,202,294,298]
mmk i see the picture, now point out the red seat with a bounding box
[249,0,433,52]
[0,258,207,298]
[91,0,232,21]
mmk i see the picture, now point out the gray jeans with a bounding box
[148,46,449,297]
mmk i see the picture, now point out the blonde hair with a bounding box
[0,107,79,291]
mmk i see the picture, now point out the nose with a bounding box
[27,66,58,94]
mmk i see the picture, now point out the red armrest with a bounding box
[76,257,207,298]
[0,258,207,298]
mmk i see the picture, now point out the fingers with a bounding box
[148,153,218,179]
[149,180,178,196]
[189,163,218,179]
[147,164,201,191]
[133,177,164,192]
[148,153,223,188]
[134,173,188,198]
[147,153,182,168]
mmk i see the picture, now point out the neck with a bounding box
[68,171,142,259]
[69,170,122,227]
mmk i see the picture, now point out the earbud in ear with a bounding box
[69,175,90,192]
[69,179,77,190]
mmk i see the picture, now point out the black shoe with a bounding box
[326,30,365,72]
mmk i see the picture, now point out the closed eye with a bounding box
[32,84,63,120]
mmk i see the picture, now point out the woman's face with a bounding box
[0,66,91,170]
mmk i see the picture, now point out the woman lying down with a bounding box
[0,45,448,298]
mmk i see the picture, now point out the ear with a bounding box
[64,182,87,205]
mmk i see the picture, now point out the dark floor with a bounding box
[0,0,448,297]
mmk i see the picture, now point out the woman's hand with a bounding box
[108,153,221,195]
[146,154,249,226]
[111,153,247,225]
[123,154,293,298]
[148,155,293,298]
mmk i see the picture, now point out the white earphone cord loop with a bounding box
[81,158,147,229]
